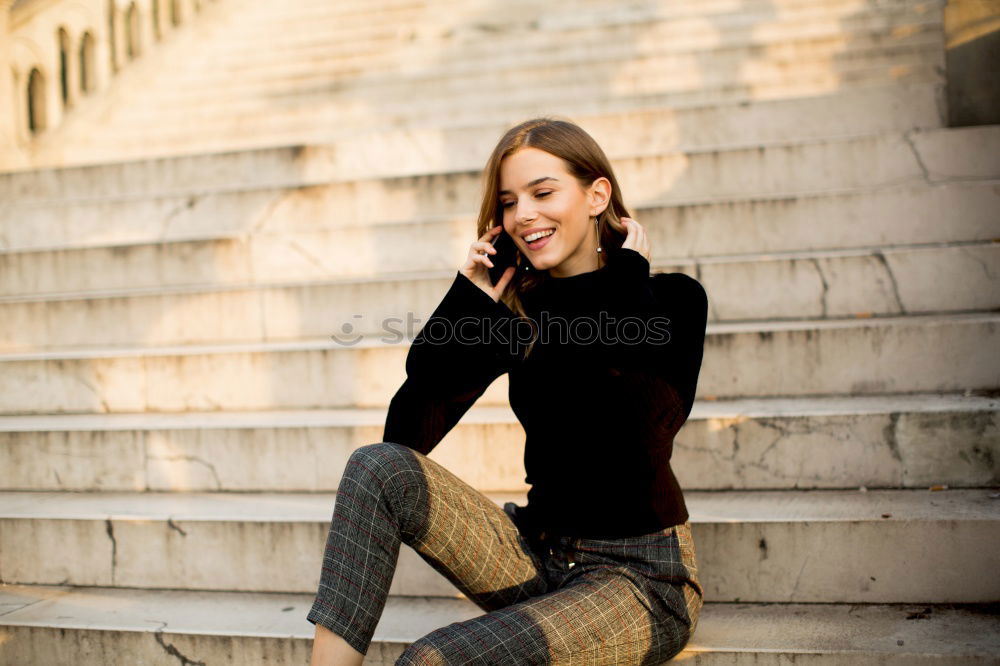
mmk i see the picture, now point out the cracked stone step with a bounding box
[0,242,996,351]
[3,177,995,265]
[1,585,998,665]
[0,394,995,493]
[1,488,997,603]
[10,110,989,205]
[0,311,996,414]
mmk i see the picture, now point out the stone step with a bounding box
[7,123,991,212]
[84,82,947,159]
[190,6,940,80]
[141,15,943,96]
[1,394,995,493]
[87,70,946,146]
[6,84,949,205]
[1,584,997,665]
[1,242,996,351]
[1,488,997,603]
[94,0,943,82]
[5,177,995,267]
[36,66,945,168]
[217,0,943,46]
[228,0,942,23]
[0,312,995,414]
[91,37,946,123]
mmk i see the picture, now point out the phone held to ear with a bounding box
[488,226,520,285]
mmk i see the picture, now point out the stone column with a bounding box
[944,0,1000,126]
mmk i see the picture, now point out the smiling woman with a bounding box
[308,118,709,666]
[499,148,607,276]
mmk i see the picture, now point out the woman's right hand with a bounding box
[460,225,516,303]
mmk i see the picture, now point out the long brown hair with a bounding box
[476,117,631,359]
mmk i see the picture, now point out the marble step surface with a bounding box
[124,24,943,109]
[8,82,943,200]
[5,178,995,264]
[3,584,997,665]
[2,241,996,351]
[1,394,995,493]
[1,488,998,603]
[0,312,997,414]
[8,125,994,212]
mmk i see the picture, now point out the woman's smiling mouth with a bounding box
[524,228,555,250]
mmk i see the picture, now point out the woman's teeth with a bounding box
[525,229,555,242]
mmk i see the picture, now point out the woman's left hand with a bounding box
[618,217,651,263]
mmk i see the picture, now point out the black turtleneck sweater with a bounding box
[383,247,708,539]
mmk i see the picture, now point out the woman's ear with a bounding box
[588,177,612,215]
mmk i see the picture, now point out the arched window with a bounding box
[169,0,180,26]
[108,0,118,73]
[58,28,70,107]
[151,0,161,40]
[27,68,47,134]
[79,32,96,94]
[125,3,140,60]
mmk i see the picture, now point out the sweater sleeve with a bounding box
[603,248,709,418]
[382,271,520,455]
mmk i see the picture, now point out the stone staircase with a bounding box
[2,0,999,663]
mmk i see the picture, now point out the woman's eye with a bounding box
[500,201,514,209]
[535,191,552,198]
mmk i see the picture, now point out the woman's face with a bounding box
[498,147,610,278]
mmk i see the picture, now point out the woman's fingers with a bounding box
[620,217,651,262]
[480,225,503,241]
[493,265,516,295]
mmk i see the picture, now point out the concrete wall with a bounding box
[944,0,1000,126]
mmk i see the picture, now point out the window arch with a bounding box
[125,3,141,60]
[108,0,118,72]
[27,68,47,134]
[58,28,71,107]
[79,32,96,94]
[152,0,161,40]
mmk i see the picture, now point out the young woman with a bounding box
[308,118,708,665]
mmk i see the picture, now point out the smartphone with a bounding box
[488,205,522,284]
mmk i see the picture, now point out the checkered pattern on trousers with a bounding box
[307,442,704,665]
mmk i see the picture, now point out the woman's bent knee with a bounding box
[346,442,423,487]
[343,442,428,536]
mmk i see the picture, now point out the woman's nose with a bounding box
[515,201,537,223]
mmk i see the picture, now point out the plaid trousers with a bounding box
[307,442,703,665]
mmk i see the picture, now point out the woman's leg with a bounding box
[307,441,549,663]
[396,522,704,665]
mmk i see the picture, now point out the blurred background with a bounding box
[1,0,998,663]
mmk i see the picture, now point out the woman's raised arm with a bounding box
[382,228,521,455]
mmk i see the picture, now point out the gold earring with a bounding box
[594,214,603,254]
